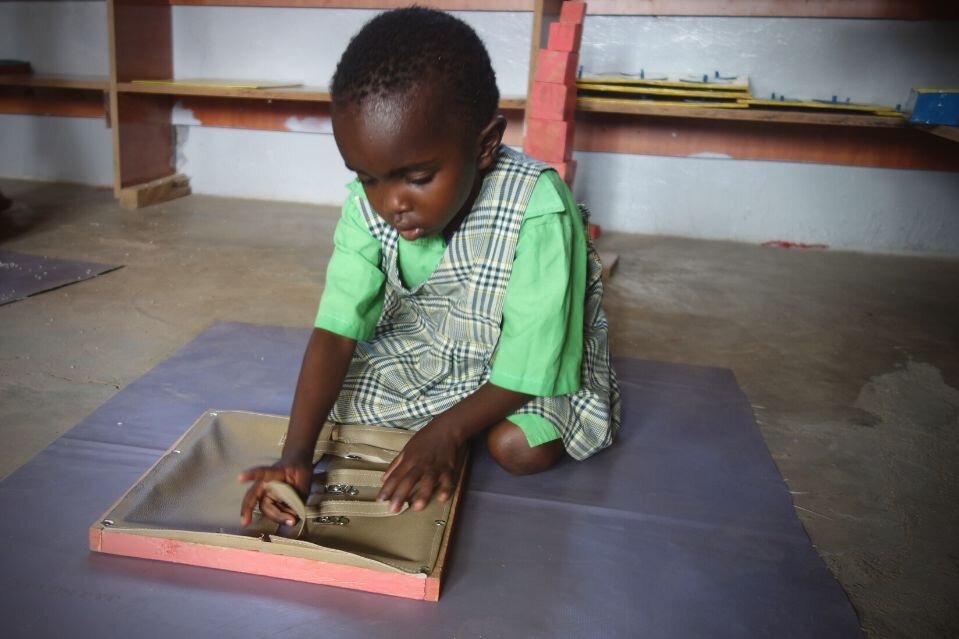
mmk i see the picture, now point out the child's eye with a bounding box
[407,173,434,186]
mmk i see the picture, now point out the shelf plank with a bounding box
[0,75,109,91]
[118,81,525,109]
[0,88,106,118]
[120,81,332,101]
[576,97,908,128]
[169,0,533,8]
[164,0,958,17]
[584,0,959,18]
[171,95,526,145]
[574,111,959,171]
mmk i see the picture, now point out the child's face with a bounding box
[332,91,502,241]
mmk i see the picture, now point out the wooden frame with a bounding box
[89,412,469,601]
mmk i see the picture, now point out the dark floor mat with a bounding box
[0,322,862,638]
[0,250,121,305]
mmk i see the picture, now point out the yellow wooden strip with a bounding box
[578,96,749,109]
[578,74,750,92]
[578,83,747,100]
[740,98,900,115]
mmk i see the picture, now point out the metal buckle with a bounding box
[313,516,350,526]
[325,483,359,497]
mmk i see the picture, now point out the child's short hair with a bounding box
[330,7,500,133]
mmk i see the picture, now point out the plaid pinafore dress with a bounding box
[328,146,620,460]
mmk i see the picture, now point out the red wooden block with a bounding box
[550,159,577,186]
[548,21,583,53]
[524,118,574,163]
[560,1,587,24]
[535,49,579,86]
[529,81,576,121]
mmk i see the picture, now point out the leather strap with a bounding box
[276,422,402,464]
[324,468,386,487]
[263,481,406,539]
[312,441,398,464]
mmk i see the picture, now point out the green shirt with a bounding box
[315,170,586,400]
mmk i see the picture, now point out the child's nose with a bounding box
[385,187,412,218]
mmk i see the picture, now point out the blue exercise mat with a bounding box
[0,322,862,638]
[0,250,121,305]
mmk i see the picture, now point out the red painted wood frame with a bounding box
[89,427,469,601]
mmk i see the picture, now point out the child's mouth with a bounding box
[399,227,425,241]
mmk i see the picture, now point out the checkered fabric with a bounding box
[329,146,620,460]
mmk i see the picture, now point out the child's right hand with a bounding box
[237,457,314,527]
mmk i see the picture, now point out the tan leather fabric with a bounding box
[96,411,463,575]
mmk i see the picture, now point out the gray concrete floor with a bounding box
[1,178,957,638]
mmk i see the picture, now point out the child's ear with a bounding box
[476,115,506,171]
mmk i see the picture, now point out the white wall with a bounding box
[170,6,532,204]
[0,1,108,76]
[579,17,959,107]
[174,124,352,205]
[172,7,532,98]
[0,113,112,186]
[0,2,111,186]
[573,152,959,256]
[2,4,958,255]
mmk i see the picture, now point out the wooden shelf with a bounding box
[576,97,908,128]
[119,82,332,101]
[169,0,535,9]
[7,0,947,208]
[0,75,109,91]
[164,0,958,18]
[117,81,526,109]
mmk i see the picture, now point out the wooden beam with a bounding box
[574,112,959,171]
[0,88,105,118]
[114,93,176,189]
[577,98,906,128]
[172,95,526,145]
[170,0,533,8]
[0,75,109,91]
[163,0,958,17]
[583,0,959,18]
[109,0,175,196]
[118,82,524,110]
[119,173,191,210]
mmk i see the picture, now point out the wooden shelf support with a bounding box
[119,173,191,210]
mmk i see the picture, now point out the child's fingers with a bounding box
[436,471,454,503]
[412,475,435,511]
[260,495,297,526]
[382,452,404,483]
[236,465,274,483]
[239,483,263,527]
[388,469,421,513]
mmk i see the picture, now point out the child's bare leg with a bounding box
[486,420,564,475]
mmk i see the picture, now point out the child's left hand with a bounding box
[377,422,465,512]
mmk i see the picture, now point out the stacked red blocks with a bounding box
[524,1,586,186]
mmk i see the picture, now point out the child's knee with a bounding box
[486,420,563,476]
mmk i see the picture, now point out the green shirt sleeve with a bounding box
[314,185,386,340]
[489,170,586,397]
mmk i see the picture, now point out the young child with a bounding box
[239,7,620,527]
